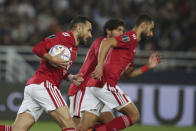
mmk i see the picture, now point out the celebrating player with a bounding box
[0,16,92,131]
[77,14,161,131]
[68,19,125,127]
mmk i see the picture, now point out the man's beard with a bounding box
[141,32,151,41]
[78,35,91,45]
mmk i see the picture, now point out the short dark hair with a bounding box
[69,16,91,30]
[103,19,125,36]
[135,14,154,27]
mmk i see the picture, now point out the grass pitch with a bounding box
[0,120,196,131]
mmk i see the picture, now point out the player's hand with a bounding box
[72,73,84,86]
[49,50,69,68]
[147,52,161,69]
[92,65,103,80]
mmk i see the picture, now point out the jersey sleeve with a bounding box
[114,32,135,48]
[32,41,49,58]
[32,34,61,58]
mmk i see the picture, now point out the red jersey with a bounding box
[68,37,105,96]
[27,31,78,88]
[87,30,138,87]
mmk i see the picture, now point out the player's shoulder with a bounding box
[56,32,72,38]
[45,32,71,40]
[94,37,105,44]
[125,30,137,41]
[115,30,137,44]
[92,37,105,46]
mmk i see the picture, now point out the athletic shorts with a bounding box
[80,83,132,116]
[69,89,112,117]
[18,81,67,121]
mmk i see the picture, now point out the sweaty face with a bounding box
[110,26,125,37]
[78,21,92,45]
[141,21,155,40]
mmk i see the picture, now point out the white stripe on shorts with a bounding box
[108,85,128,105]
[46,81,64,108]
[74,90,82,116]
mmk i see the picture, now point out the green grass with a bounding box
[1,120,196,131]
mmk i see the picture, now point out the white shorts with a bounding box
[69,89,112,117]
[18,81,67,121]
[80,83,132,116]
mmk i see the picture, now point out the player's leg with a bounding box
[78,111,99,131]
[98,105,115,124]
[69,90,114,129]
[12,84,44,131]
[77,87,102,131]
[90,106,115,129]
[118,102,140,124]
[39,81,75,130]
[92,84,139,131]
[12,112,35,131]
[48,106,75,129]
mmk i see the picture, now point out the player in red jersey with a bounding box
[77,14,161,131]
[0,16,92,131]
[68,19,125,126]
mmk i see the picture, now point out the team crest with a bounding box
[121,35,130,42]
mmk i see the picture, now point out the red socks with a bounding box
[92,124,102,128]
[0,125,12,131]
[95,115,133,131]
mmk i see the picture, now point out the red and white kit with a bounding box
[68,37,111,117]
[18,31,78,121]
[81,30,138,116]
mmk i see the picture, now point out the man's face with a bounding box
[141,21,155,40]
[78,21,92,45]
[110,26,125,37]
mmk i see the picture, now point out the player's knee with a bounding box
[58,116,73,128]
[73,117,81,125]
[128,111,140,124]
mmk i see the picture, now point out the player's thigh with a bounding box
[72,117,81,126]
[78,111,99,131]
[118,102,140,123]
[49,106,75,128]
[12,112,35,131]
[99,105,114,124]
[17,84,44,122]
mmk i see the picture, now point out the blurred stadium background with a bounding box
[0,0,196,130]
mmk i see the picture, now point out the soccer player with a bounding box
[0,16,92,131]
[68,19,125,127]
[77,14,161,131]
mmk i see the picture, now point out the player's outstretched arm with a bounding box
[92,38,118,80]
[123,52,161,79]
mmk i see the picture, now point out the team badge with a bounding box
[121,35,130,42]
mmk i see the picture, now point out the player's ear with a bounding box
[106,29,111,36]
[140,22,147,30]
[75,24,82,33]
